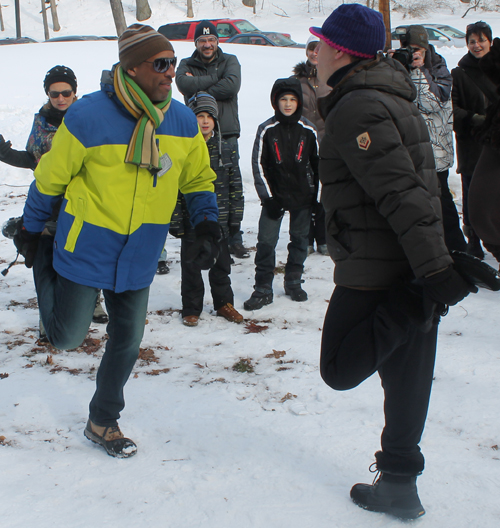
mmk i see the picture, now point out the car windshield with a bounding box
[265,32,295,46]
[435,26,466,39]
[234,20,259,33]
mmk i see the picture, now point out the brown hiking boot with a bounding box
[84,419,137,458]
[183,315,199,327]
[217,303,244,323]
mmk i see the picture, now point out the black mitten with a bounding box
[14,227,41,268]
[422,266,478,306]
[263,198,284,220]
[186,220,221,270]
[0,135,13,159]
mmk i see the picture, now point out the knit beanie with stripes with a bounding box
[119,24,174,71]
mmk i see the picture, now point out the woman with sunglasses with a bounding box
[0,65,108,336]
[451,21,498,260]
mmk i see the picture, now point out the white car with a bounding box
[391,24,467,49]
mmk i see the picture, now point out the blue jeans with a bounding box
[254,206,311,287]
[34,236,149,426]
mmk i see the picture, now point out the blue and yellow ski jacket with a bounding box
[23,72,218,293]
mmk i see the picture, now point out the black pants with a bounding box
[181,235,233,316]
[320,286,437,467]
[438,170,467,252]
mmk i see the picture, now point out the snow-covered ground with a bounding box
[1,1,499,527]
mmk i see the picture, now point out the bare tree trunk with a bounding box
[49,0,60,32]
[110,0,127,36]
[0,4,4,32]
[41,0,50,40]
[136,0,152,21]
[379,0,391,52]
[187,0,194,18]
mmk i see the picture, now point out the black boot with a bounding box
[284,277,308,302]
[463,225,484,260]
[243,285,273,311]
[350,472,425,520]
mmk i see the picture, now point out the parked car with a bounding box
[226,32,304,48]
[45,35,110,42]
[0,37,37,45]
[158,18,290,42]
[391,24,466,49]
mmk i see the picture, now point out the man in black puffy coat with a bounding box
[244,77,319,310]
[313,4,476,520]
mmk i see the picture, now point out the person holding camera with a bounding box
[397,25,467,253]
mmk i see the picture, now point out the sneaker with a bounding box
[157,261,170,275]
[317,244,328,255]
[229,243,250,259]
[284,280,308,302]
[92,296,108,324]
[350,472,425,520]
[217,303,244,323]
[84,419,137,458]
[183,315,199,327]
[243,287,273,311]
[307,245,315,256]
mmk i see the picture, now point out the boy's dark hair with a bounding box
[466,21,492,44]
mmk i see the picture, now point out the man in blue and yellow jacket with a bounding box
[17,25,219,458]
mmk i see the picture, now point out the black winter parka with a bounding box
[319,56,452,288]
[251,78,319,211]
[176,49,241,138]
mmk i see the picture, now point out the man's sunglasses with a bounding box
[144,57,177,73]
[48,90,73,98]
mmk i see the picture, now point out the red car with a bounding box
[158,19,290,42]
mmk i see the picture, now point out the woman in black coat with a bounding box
[451,21,497,259]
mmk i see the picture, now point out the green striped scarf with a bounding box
[114,65,172,172]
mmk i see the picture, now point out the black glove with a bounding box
[263,198,284,220]
[0,135,13,159]
[13,227,41,269]
[186,220,221,270]
[422,266,478,306]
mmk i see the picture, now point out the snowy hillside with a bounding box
[1,2,499,527]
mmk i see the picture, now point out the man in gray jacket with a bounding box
[176,20,248,258]
[313,4,475,520]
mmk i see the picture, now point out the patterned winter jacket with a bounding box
[170,132,243,239]
[0,103,62,170]
[23,70,218,293]
[410,45,454,172]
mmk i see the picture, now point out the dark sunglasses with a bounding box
[144,57,177,73]
[467,21,489,30]
[48,90,73,98]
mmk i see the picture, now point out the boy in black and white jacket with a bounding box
[244,77,319,311]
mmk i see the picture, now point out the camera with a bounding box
[391,46,415,71]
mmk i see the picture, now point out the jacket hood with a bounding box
[319,55,416,119]
[271,77,303,124]
[293,61,316,79]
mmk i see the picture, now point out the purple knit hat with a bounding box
[310,3,386,59]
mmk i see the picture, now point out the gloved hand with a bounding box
[263,198,284,220]
[186,220,221,270]
[471,113,486,127]
[0,135,13,159]
[13,227,41,268]
[422,266,478,306]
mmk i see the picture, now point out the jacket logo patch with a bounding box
[356,132,371,151]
